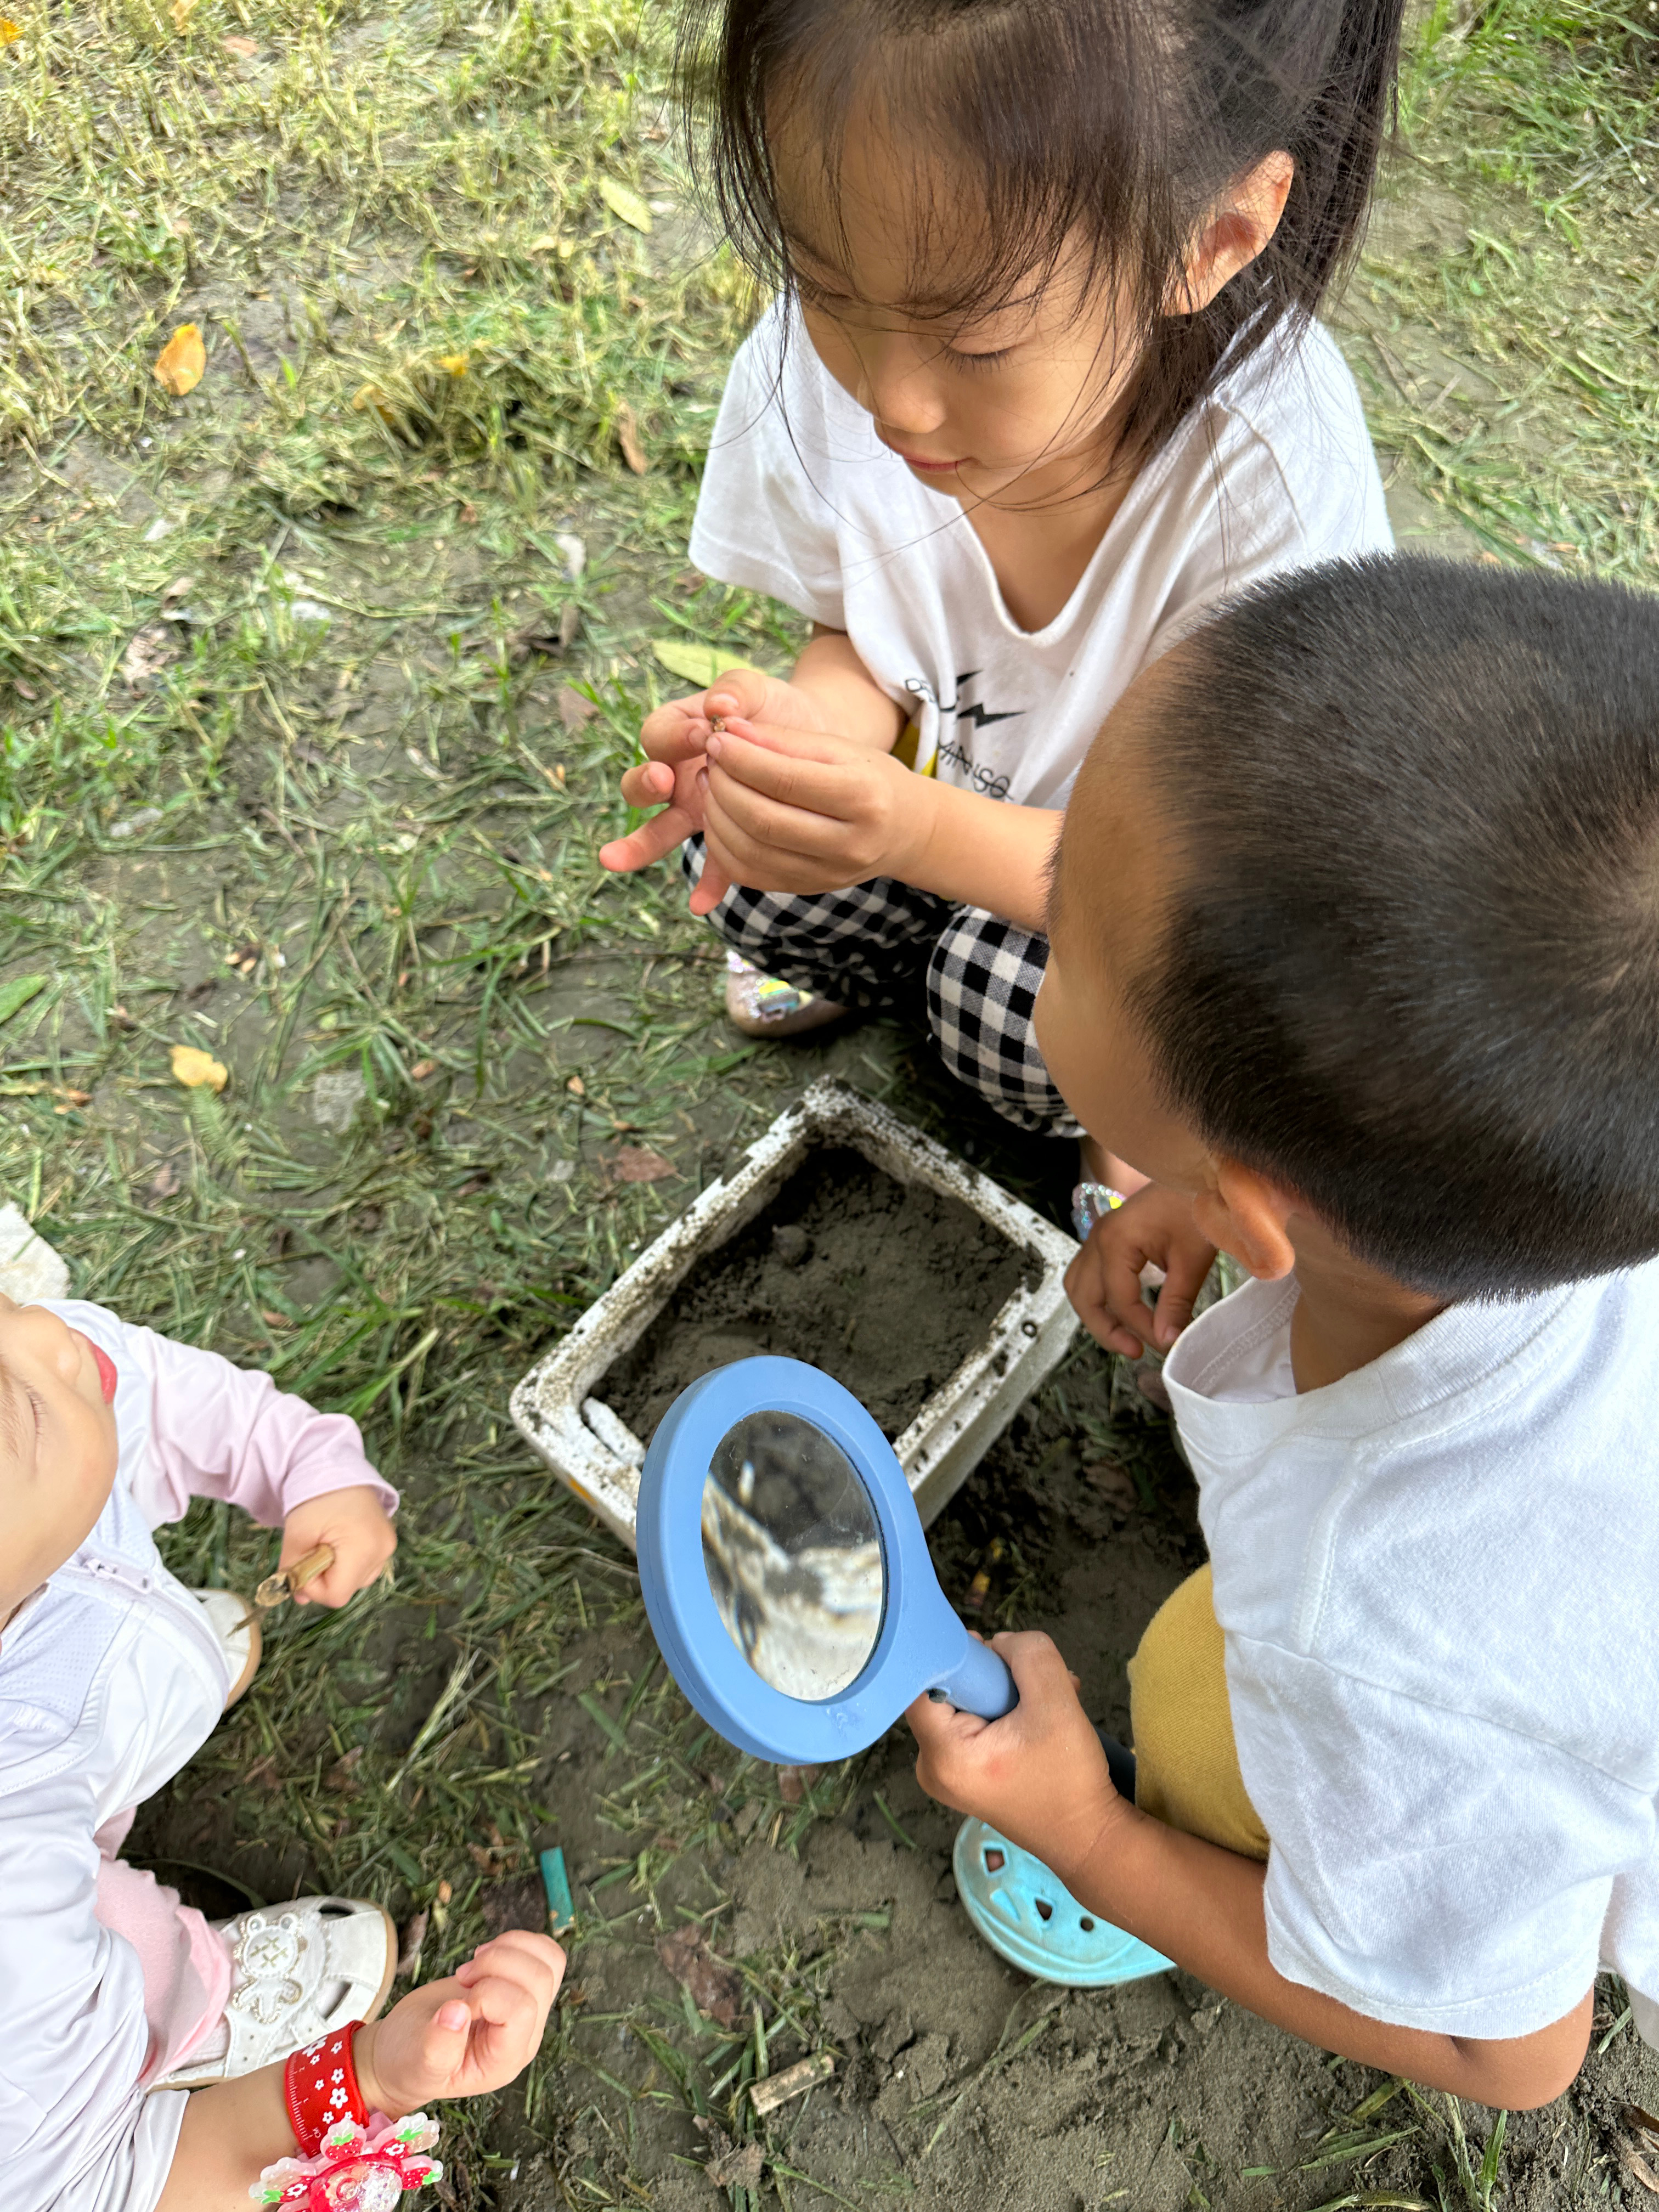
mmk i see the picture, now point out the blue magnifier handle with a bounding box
[930,1635,1018,1720]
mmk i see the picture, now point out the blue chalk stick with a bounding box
[539,1846,573,1932]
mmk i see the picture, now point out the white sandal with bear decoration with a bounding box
[154,1897,398,2090]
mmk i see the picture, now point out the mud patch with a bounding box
[603,1144,1032,1441]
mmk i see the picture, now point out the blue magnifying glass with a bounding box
[636,1356,1017,1764]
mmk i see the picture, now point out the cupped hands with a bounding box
[599,667,929,910]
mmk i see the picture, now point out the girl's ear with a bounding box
[1167,151,1295,318]
[1191,1158,1298,1282]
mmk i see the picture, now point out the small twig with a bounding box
[254,1541,335,1609]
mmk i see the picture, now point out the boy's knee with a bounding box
[1130,1566,1269,1862]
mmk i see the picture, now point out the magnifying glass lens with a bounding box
[701,1412,885,1701]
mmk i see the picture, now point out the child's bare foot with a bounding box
[724,951,849,1039]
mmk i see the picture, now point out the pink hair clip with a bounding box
[251,2112,443,2210]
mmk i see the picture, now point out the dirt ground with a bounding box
[131,1294,1659,2210]
[7,0,1659,2204]
[603,1143,1033,1440]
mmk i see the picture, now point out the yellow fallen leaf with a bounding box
[435,353,469,376]
[152,323,206,397]
[0,19,23,43]
[650,637,765,690]
[170,0,197,27]
[616,402,648,475]
[171,1043,228,1093]
[597,177,651,233]
[352,382,397,423]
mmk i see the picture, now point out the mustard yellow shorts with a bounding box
[1127,1563,1269,1863]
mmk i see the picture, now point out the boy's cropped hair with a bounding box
[1134,555,1659,1300]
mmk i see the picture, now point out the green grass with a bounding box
[1342,0,1659,573]
[4,0,1659,2202]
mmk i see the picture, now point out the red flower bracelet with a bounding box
[260,2023,443,2210]
[284,2023,370,2154]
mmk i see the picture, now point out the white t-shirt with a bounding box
[1164,1269,1659,2045]
[690,302,1392,810]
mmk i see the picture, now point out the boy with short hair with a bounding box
[909,556,1659,2111]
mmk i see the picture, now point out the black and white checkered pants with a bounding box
[683,839,1080,1137]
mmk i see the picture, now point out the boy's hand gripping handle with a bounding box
[929,1636,1018,1720]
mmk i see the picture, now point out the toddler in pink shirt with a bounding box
[0,1293,562,2212]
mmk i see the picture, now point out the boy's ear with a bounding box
[1191,1158,1298,1282]
[1168,151,1295,318]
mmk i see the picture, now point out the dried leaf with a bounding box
[151,323,205,396]
[168,0,196,26]
[435,352,469,376]
[651,637,764,690]
[777,1764,819,1804]
[565,1075,585,1097]
[149,1161,183,1201]
[708,2139,764,2192]
[0,19,23,43]
[170,1043,228,1093]
[657,1928,746,2030]
[396,1908,428,1978]
[410,1058,437,1080]
[325,1745,363,1793]
[222,33,259,55]
[121,623,179,692]
[597,176,652,233]
[611,1146,675,1184]
[616,403,648,475]
[503,614,566,664]
[557,684,597,732]
[352,383,397,423]
[1624,2147,1659,2198]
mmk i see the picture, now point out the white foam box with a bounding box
[511,1076,1079,1549]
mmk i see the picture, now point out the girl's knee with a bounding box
[925,912,1077,1132]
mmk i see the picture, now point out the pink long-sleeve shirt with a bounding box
[0,1301,397,2212]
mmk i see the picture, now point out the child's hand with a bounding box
[907,1632,1124,1890]
[356,1931,565,2116]
[278,1486,397,1607]
[696,716,929,897]
[599,670,834,915]
[1065,1184,1218,1357]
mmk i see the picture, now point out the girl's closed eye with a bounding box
[944,343,1016,374]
